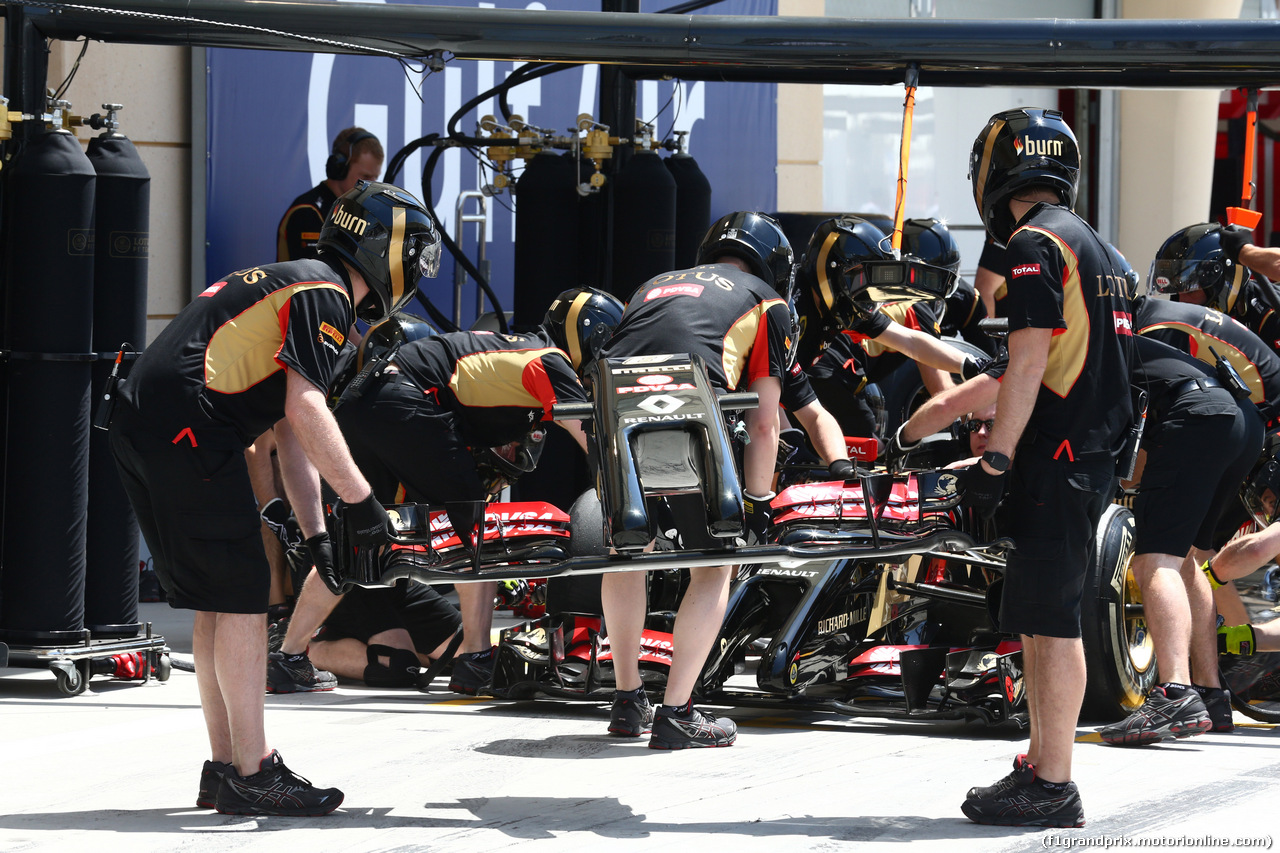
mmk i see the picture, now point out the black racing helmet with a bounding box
[901,217,961,275]
[317,180,441,323]
[1107,243,1141,304]
[800,215,956,332]
[359,311,436,371]
[695,211,795,299]
[473,427,549,494]
[542,286,625,373]
[1242,432,1280,528]
[1148,223,1248,313]
[969,108,1081,245]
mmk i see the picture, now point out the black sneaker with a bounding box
[449,648,494,696]
[608,689,655,737]
[965,753,1033,801]
[961,778,1085,828]
[648,705,736,750]
[196,760,232,809]
[1097,684,1211,745]
[214,750,344,817]
[1194,685,1234,733]
[266,651,337,694]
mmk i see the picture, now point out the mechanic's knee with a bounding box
[363,644,422,687]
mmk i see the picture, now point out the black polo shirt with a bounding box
[601,263,792,391]
[276,182,338,262]
[120,257,354,446]
[1134,295,1280,421]
[1130,336,1239,429]
[393,330,588,447]
[1000,203,1134,457]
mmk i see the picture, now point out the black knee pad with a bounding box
[363,644,422,687]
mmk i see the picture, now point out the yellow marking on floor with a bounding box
[1076,732,1104,743]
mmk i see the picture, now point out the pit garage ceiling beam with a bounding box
[10,0,1280,88]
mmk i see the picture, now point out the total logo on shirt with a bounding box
[1010,263,1041,279]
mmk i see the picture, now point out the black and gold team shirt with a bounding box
[392,330,589,447]
[601,263,792,391]
[1135,295,1280,422]
[277,183,338,262]
[1177,272,1280,361]
[120,258,354,446]
[1000,203,1133,458]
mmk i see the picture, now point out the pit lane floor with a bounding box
[2,598,1279,853]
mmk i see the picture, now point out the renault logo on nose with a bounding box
[637,395,684,415]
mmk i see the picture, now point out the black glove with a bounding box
[960,354,993,381]
[338,492,393,547]
[885,424,920,470]
[260,498,303,550]
[961,463,1007,520]
[743,492,775,545]
[1219,224,1254,265]
[828,458,856,481]
[305,532,341,595]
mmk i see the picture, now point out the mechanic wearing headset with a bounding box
[273,288,620,696]
[277,127,385,263]
[109,181,436,816]
[955,108,1134,828]
[596,211,802,750]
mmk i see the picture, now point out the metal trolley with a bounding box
[1,623,170,696]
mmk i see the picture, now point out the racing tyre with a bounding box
[546,489,605,616]
[1081,504,1156,721]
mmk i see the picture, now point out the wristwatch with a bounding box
[980,450,1011,474]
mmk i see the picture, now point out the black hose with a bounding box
[419,145,510,333]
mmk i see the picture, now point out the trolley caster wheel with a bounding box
[52,660,90,696]
[152,652,172,682]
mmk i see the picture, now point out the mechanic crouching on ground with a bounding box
[956,108,1134,828]
[108,180,435,816]
[274,288,620,696]
[597,211,800,750]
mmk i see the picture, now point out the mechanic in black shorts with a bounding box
[1131,293,1280,629]
[274,288,621,696]
[1098,336,1261,744]
[597,211,800,750]
[309,580,462,686]
[109,180,437,816]
[959,108,1134,828]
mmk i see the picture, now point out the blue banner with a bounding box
[206,0,777,327]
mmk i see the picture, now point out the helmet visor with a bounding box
[1148,258,1202,294]
[859,259,958,303]
[413,232,441,281]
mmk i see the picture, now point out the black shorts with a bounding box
[1134,401,1263,556]
[109,403,268,614]
[999,452,1114,639]
[337,371,486,504]
[315,581,460,654]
